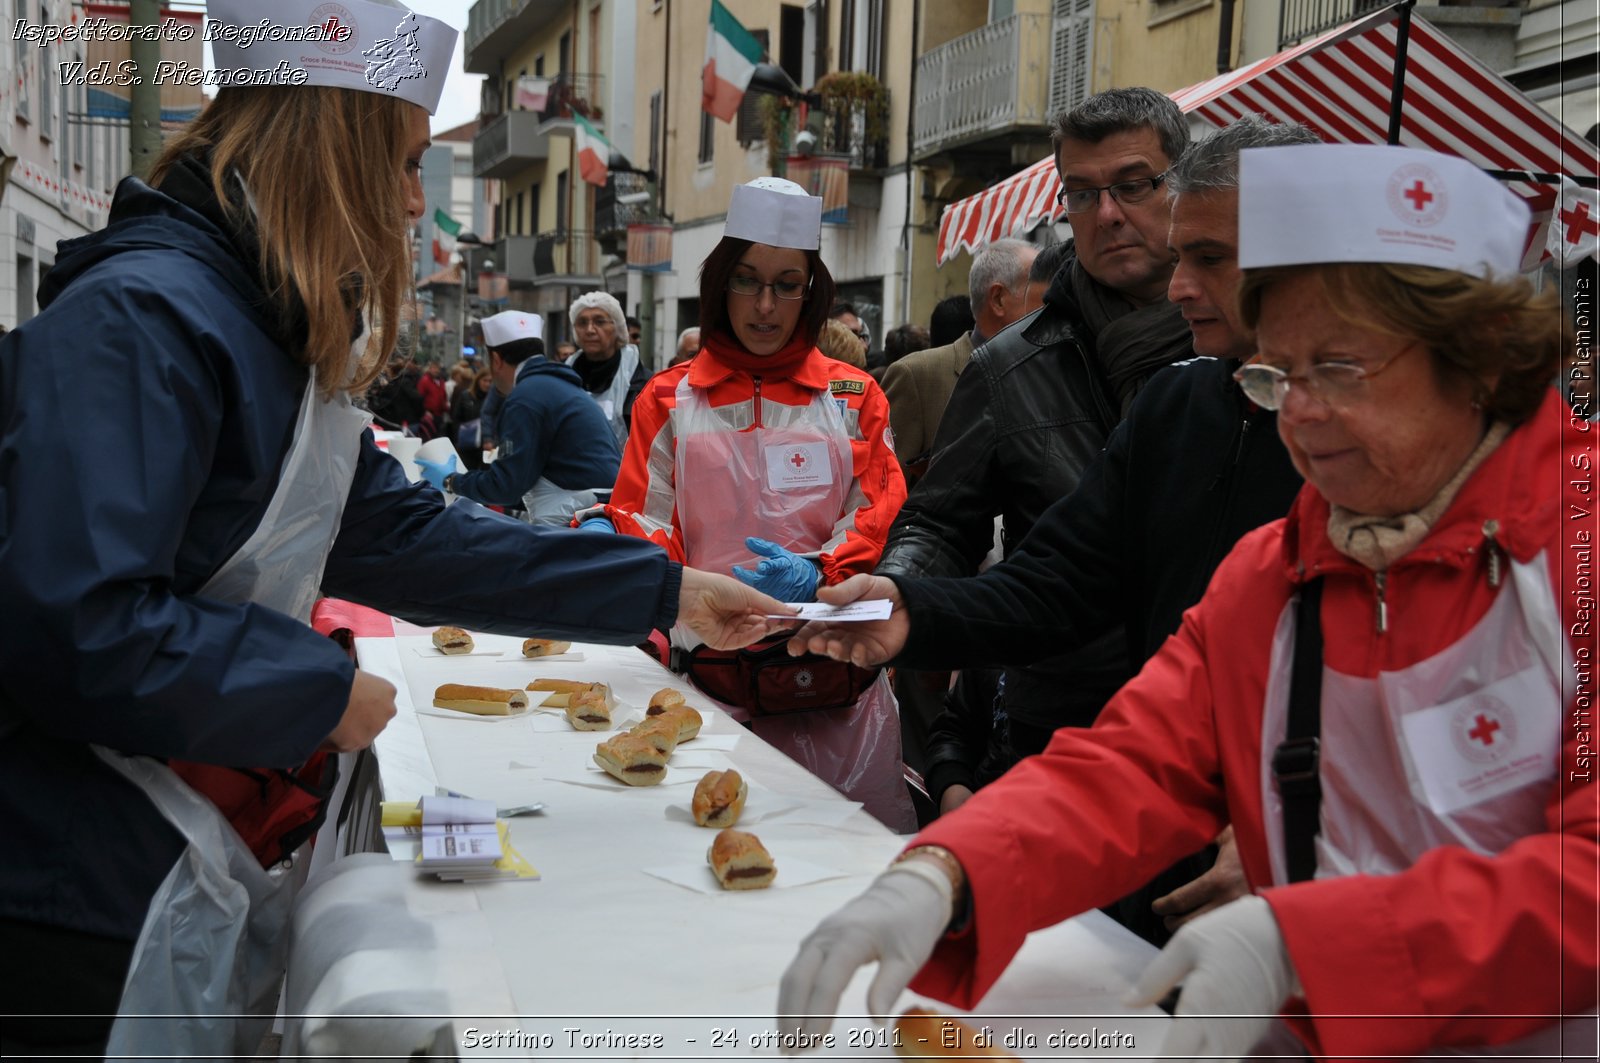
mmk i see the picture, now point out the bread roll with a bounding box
[650,703,701,742]
[892,1009,1019,1059]
[628,715,680,754]
[431,626,474,654]
[592,733,668,786]
[432,683,528,716]
[707,828,775,890]
[646,688,687,715]
[522,637,572,658]
[692,770,747,829]
[564,685,613,731]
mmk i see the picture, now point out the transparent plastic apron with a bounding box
[1258,553,1589,1057]
[522,479,600,526]
[592,344,640,449]
[669,376,916,832]
[99,374,370,1059]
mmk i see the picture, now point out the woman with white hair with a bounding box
[568,289,649,446]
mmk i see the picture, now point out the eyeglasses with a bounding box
[1056,172,1168,215]
[728,274,810,301]
[1233,344,1419,411]
[850,324,871,343]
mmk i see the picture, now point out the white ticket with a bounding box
[766,599,893,622]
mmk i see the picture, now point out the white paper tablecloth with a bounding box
[283,634,1167,1060]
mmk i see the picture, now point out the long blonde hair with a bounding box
[150,86,416,397]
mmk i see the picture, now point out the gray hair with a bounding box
[1052,87,1190,171]
[968,238,1037,306]
[676,326,701,346]
[568,290,627,337]
[1167,115,1320,197]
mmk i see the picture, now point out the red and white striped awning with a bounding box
[935,7,1600,265]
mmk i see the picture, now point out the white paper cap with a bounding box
[724,177,823,250]
[208,0,458,115]
[481,310,543,348]
[1239,145,1530,279]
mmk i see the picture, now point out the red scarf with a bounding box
[699,327,815,376]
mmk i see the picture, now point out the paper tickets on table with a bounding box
[765,599,893,622]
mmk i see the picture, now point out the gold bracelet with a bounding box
[893,844,966,899]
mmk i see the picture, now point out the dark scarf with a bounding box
[571,346,624,394]
[1049,252,1192,416]
[699,327,815,376]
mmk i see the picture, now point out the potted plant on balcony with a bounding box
[758,71,890,173]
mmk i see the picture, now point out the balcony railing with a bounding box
[595,172,654,250]
[1278,0,1391,49]
[489,235,541,285]
[816,92,890,172]
[465,0,567,73]
[531,229,601,284]
[473,110,550,180]
[912,13,1052,159]
[531,72,606,129]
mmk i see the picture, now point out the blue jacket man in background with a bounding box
[420,310,621,525]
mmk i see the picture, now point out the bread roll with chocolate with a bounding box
[592,733,668,786]
[657,704,702,742]
[646,688,687,715]
[432,683,528,716]
[564,685,613,731]
[628,715,680,754]
[892,1009,1019,1059]
[707,828,775,890]
[692,770,747,828]
[431,626,474,654]
[522,637,572,658]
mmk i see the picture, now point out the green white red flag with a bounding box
[702,0,762,123]
[574,113,611,188]
[432,207,461,266]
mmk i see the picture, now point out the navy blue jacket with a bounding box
[450,356,621,506]
[0,176,680,938]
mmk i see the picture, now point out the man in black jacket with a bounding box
[797,116,1316,944]
[878,88,1195,775]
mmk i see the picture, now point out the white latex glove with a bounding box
[777,865,953,1052]
[1125,895,1299,1062]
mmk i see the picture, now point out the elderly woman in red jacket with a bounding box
[778,145,1594,1058]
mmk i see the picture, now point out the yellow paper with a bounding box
[380,800,423,828]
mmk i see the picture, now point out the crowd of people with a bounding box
[0,0,1591,1058]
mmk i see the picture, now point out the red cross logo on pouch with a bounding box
[1387,163,1448,228]
[789,451,808,470]
[1467,713,1501,746]
[1561,201,1599,245]
[1403,180,1434,211]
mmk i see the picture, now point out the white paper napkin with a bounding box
[642,855,849,894]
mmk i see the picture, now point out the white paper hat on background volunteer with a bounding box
[1239,144,1531,279]
[481,311,543,348]
[724,177,823,251]
[208,0,457,115]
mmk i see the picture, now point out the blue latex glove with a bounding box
[577,517,615,534]
[415,454,457,491]
[731,537,821,602]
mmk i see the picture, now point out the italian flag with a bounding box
[432,207,461,266]
[702,0,761,123]
[573,113,611,188]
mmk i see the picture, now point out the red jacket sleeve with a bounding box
[818,377,907,584]
[600,374,686,563]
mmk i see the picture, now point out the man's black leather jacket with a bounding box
[876,289,1132,731]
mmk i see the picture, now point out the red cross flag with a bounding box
[1547,176,1600,266]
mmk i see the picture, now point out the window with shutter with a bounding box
[1048,0,1094,119]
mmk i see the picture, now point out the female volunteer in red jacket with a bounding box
[777,145,1595,1058]
[589,178,913,831]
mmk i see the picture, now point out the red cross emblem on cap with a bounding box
[1403,179,1434,212]
[1560,201,1599,245]
[1467,712,1502,746]
[789,451,808,469]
